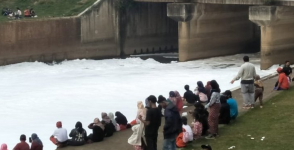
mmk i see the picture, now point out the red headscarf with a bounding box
[174,91,183,112]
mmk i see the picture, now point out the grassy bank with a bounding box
[183,87,294,150]
[0,0,97,22]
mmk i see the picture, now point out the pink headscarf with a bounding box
[1,144,8,150]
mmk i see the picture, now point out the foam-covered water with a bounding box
[0,53,278,150]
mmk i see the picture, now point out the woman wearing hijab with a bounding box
[195,81,208,103]
[205,80,221,139]
[193,101,209,136]
[115,111,129,131]
[218,95,231,124]
[102,112,111,124]
[109,112,120,131]
[1,144,8,150]
[174,91,183,112]
[30,133,43,150]
[130,101,146,126]
[88,118,105,143]
[101,112,116,137]
[205,81,212,100]
[69,122,87,146]
[128,123,145,150]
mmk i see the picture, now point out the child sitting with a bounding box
[254,75,264,108]
[191,112,203,140]
[176,117,193,148]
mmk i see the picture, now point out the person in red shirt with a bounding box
[275,68,289,90]
[13,134,30,150]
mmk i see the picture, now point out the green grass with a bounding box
[0,0,97,22]
[183,87,294,150]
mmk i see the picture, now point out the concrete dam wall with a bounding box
[0,0,178,65]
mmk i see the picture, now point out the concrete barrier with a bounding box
[0,0,178,65]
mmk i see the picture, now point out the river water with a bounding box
[0,53,278,150]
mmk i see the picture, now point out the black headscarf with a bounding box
[75,121,84,134]
[115,111,128,125]
[220,95,228,104]
[31,133,43,146]
[210,80,220,94]
[197,81,207,94]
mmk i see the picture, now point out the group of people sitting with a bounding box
[4,111,131,150]
[2,7,36,20]
[2,59,292,150]
[1,134,42,150]
[126,80,239,150]
[274,60,292,91]
[176,81,239,148]
[49,111,133,148]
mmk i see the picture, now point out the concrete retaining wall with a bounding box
[250,6,294,69]
[0,18,82,65]
[0,0,178,65]
[168,3,260,62]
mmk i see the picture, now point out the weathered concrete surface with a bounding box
[0,18,81,65]
[58,74,282,150]
[134,0,191,2]
[273,0,294,6]
[122,2,178,55]
[250,6,294,69]
[134,0,294,6]
[135,0,268,5]
[168,3,259,62]
[0,0,178,65]
[193,0,268,5]
[167,3,198,22]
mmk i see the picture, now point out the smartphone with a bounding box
[29,137,32,143]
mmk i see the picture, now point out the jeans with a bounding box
[163,137,176,150]
[241,83,255,105]
[145,136,158,150]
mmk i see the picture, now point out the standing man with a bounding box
[231,56,256,109]
[283,60,292,82]
[139,95,162,150]
[157,96,182,150]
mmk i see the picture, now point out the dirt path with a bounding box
[59,75,280,150]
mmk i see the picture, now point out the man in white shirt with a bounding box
[231,56,256,108]
[50,121,68,148]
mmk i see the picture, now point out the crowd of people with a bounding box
[2,7,37,20]
[0,56,292,150]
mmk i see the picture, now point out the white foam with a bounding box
[0,53,278,150]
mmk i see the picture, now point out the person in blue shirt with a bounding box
[223,90,238,120]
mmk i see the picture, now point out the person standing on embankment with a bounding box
[139,95,161,150]
[157,97,182,150]
[231,56,257,109]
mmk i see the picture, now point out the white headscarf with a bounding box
[108,112,117,126]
